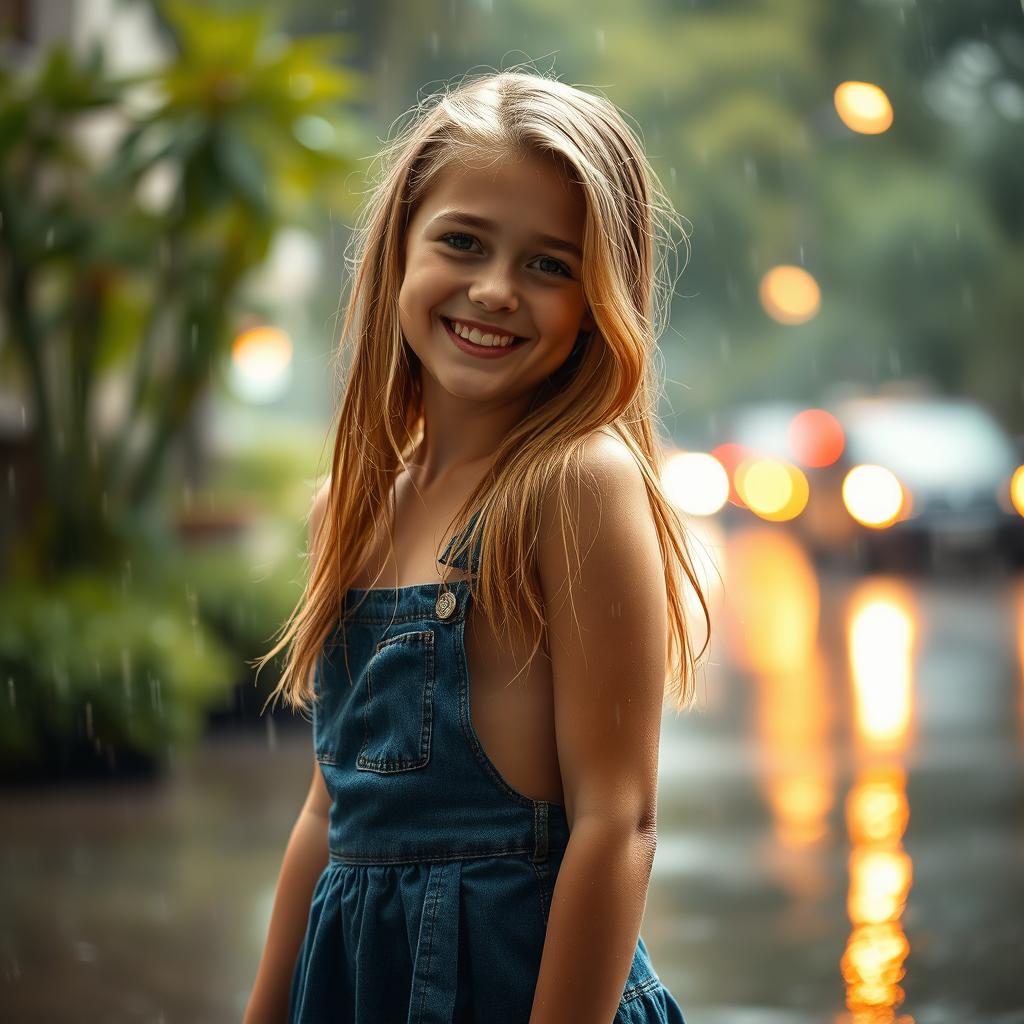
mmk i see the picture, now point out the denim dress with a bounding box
[288,510,686,1023]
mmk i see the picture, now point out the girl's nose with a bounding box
[467,267,519,312]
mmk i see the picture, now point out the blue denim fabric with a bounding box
[288,511,686,1023]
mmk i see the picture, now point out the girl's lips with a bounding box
[441,317,528,359]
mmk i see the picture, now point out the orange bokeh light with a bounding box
[788,408,845,468]
[759,265,821,326]
[834,81,894,135]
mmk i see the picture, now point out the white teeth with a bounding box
[449,319,517,348]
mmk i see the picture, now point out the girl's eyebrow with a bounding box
[428,210,582,260]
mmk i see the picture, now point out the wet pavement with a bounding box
[2,524,1023,1022]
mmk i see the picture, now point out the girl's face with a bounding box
[398,150,595,408]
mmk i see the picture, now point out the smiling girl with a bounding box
[244,68,709,1024]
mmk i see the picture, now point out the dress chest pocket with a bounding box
[355,629,435,774]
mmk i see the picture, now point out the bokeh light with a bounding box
[842,464,906,528]
[662,450,730,516]
[759,265,821,325]
[229,326,294,403]
[834,80,894,134]
[788,408,845,468]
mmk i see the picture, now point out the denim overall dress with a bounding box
[288,509,686,1024]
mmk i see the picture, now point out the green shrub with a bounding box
[0,574,236,778]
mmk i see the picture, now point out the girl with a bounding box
[244,68,710,1024]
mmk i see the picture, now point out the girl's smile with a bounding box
[440,315,530,358]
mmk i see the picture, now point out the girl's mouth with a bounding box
[441,317,529,359]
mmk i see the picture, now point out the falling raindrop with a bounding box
[7,677,15,708]
[953,219,962,242]
[122,649,133,713]
[52,658,68,699]
[595,27,606,54]
[888,349,902,374]
[429,31,440,57]
[191,322,198,352]
[266,713,277,751]
[45,226,55,249]
[799,244,806,265]
[150,675,163,715]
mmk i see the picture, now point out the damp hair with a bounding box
[254,65,711,717]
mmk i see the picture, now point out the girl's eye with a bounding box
[438,232,571,278]
[534,256,571,278]
[440,232,478,252]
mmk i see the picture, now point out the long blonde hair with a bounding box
[257,67,711,714]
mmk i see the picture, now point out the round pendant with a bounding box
[435,589,457,620]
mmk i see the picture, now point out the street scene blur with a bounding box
[2,1,1023,1022]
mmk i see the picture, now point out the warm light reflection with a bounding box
[841,766,913,1023]
[835,80,895,134]
[230,325,294,402]
[726,529,834,850]
[662,450,730,516]
[1011,465,1024,517]
[843,464,906,528]
[736,458,809,522]
[710,442,752,508]
[849,587,916,752]
[788,408,845,468]
[759,264,821,325]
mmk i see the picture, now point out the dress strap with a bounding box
[436,506,484,574]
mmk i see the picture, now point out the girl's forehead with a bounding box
[415,151,585,226]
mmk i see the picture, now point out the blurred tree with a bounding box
[0,0,363,578]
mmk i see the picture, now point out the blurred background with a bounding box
[1,0,1023,1021]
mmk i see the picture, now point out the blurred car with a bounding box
[717,395,1024,571]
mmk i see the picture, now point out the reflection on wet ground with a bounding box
[2,524,1023,1022]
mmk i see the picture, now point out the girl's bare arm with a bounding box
[244,483,333,1023]
[243,761,331,1023]
[529,433,668,1024]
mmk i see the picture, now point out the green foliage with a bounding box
[0,1,366,579]
[0,575,235,776]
